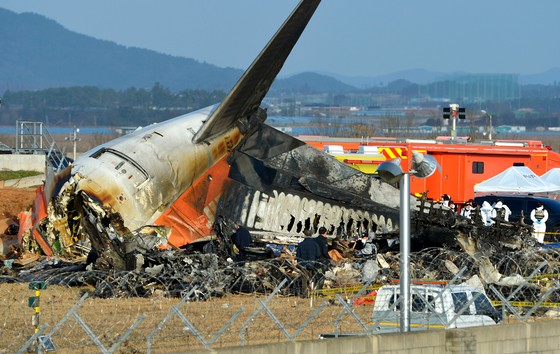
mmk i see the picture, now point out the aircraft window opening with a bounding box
[90,147,150,180]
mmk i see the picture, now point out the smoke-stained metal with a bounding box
[220,125,401,235]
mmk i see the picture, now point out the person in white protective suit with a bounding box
[480,201,494,226]
[491,200,512,222]
[530,202,549,243]
[460,199,475,219]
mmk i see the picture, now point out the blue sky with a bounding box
[1,0,559,78]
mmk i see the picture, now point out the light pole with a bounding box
[443,104,466,141]
[376,151,441,333]
[481,110,493,140]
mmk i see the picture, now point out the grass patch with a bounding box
[0,170,42,181]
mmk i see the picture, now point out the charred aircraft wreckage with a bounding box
[25,0,400,270]
[12,0,560,301]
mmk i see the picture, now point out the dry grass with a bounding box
[0,282,373,353]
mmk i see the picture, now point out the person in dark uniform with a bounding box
[232,221,252,261]
[296,229,321,269]
[296,228,325,291]
[313,226,331,270]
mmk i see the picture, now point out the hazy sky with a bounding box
[2,0,559,78]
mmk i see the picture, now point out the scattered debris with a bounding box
[3,205,560,310]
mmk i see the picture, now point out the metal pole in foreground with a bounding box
[399,172,411,332]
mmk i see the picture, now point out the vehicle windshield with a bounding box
[473,292,502,322]
[451,292,471,315]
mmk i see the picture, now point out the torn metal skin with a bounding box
[39,106,249,269]
[216,124,403,236]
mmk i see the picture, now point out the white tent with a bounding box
[474,166,560,193]
[540,168,560,189]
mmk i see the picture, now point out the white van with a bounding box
[371,284,501,333]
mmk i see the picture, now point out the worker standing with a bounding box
[297,228,326,291]
[441,194,451,208]
[313,227,331,270]
[530,202,549,243]
[357,231,377,257]
[492,200,512,222]
[460,199,475,219]
[296,229,321,269]
[448,200,458,214]
[480,201,494,226]
[232,221,252,261]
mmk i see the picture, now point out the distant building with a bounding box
[419,74,521,103]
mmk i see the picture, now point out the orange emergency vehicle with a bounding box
[302,136,560,206]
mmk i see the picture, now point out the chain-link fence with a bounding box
[2,247,560,353]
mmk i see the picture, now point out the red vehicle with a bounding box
[303,136,560,206]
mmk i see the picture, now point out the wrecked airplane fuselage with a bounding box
[42,111,404,269]
[48,105,249,268]
[27,0,406,269]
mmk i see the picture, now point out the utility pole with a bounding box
[65,127,80,161]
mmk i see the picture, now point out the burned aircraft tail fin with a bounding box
[193,0,321,143]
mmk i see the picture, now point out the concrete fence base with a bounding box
[194,320,560,354]
[0,154,46,188]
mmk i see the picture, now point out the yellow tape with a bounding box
[371,321,445,329]
[492,301,560,309]
[311,284,382,298]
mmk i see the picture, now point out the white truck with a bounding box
[371,284,501,333]
[322,283,501,338]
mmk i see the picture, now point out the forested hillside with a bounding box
[0,8,242,93]
[0,7,354,95]
[0,85,226,127]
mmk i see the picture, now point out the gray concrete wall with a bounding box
[0,154,45,172]
[193,320,560,354]
[0,174,45,188]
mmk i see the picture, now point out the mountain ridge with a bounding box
[1,7,559,95]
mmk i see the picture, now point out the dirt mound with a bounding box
[0,187,36,219]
